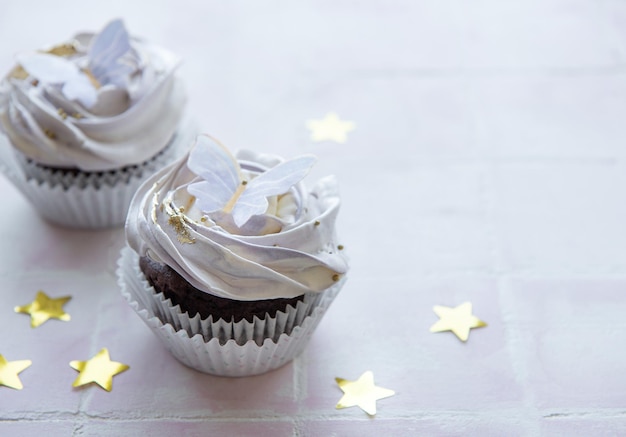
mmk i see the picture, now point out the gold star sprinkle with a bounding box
[0,355,32,390]
[306,112,355,144]
[429,302,487,342]
[70,348,129,392]
[335,371,395,416]
[15,290,71,328]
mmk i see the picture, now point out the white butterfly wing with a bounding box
[232,155,316,226]
[61,75,98,107]
[17,53,81,84]
[88,19,132,84]
[187,135,242,213]
[17,53,98,108]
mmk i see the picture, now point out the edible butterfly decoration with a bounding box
[16,19,132,108]
[187,135,316,227]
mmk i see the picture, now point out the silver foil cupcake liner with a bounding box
[13,140,178,191]
[0,116,195,229]
[117,246,344,376]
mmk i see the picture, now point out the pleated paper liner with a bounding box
[13,143,177,190]
[117,246,345,376]
[0,116,195,229]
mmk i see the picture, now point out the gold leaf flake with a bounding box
[46,43,77,57]
[8,65,28,80]
[168,214,195,244]
[163,197,195,244]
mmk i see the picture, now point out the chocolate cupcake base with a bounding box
[139,255,304,323]
[118,246,345,376]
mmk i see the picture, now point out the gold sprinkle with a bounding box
[273,244,278,247]
[179,206,185,213]
[71,112,83,119]
[338,245,344,251]
[332,274,340,282]
[57,108,68,120]
[200,216,207,222]
[44,129,56,140]
[314,220,320,227]
[46,43,77,57]
[242,180,248,186]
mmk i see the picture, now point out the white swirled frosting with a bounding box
[0,21,185,171]
[126,143,349,301]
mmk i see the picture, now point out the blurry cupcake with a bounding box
[0,19,191,228]
[119,135,349,376]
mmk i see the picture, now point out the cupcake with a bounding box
[0,19,191,228]
[118,135,349,376]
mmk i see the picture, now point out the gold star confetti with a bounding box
[335,371,395,416]
[15,290,71,328]
[70,348,129,392]
[429,302,487,342]
[0,355,32,390]
[306,112,355,144]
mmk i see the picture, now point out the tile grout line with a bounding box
[5,407,626,424]
[72,274,111,434]
[469,76,538,435]
[483,162,543,434]
[472,79,541,433]
[297,64,626,80]
[292,348,308,435]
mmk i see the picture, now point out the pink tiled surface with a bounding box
[1,1,626,436]
[508,279,626,410]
